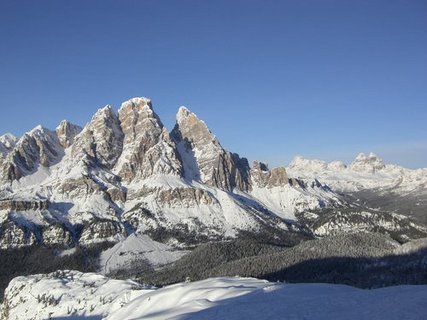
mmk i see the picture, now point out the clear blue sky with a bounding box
[1,0,426,168]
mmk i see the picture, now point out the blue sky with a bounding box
[1,0,426,168]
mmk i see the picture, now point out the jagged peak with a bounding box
[0,132,17,141]
[56,119,70,130]
[252,160,269,172]
[91,105,116,121]
[174,106,218,144]
[175,106,206,125]
[118,97,166,152]
[176,105,191,119]
[23,125,56,140]
[118,97,161,127]
[119,97,152,113]
[56,120,82,148]
[0,133,18,149]
[15,125,60,148]
[56,119,82,131]
[29,124,45,133]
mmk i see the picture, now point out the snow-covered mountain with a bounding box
[288,152,427,193]
[1,97,427,319]
[2,271,426,320]
[0,97,347,250]
[0,97,426,251]
[288,153,427,226]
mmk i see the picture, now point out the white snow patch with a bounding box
[99,233,188,274]
[4,273,426,320]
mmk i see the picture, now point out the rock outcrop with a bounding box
[251,161,288,188]
[72,106,124,169]
[115,97,182,182]
[0,134,17,157]
[172,107,250,191]
[0,126,63,181]
[56,120,82,148]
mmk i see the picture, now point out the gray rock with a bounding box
[172,107,250,191]
[115,97,182,182]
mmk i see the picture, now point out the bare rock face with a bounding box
[171,107,250,191]
[115,98,182,182]
[55,120,82,148]
[269,167,289,187]
[0,126,63,181]
[72,106,124,169]
[250,161,270,188]
[0,134,18,157]
[250,161,288,188]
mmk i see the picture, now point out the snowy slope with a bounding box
[2,272,426,320]
[99,233,188,274]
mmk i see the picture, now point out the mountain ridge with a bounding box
[0,97,426,251]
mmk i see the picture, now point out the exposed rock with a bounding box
[251,161,288,188]
[115,98,182,182]
[0,126,63,181]
[159,188,215,206]
[55,120,82,148]
[72,105,124,169]
[0,134,18,157]
[172,107,250,191]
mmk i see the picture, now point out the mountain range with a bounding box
[1,97,427,319]
[0,97,426,252]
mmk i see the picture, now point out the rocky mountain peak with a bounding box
[253,160,269,172]
[350,152,385,173]
[251,161,288,188]
[118,97,161,144]
[0,133,18,150]
[0,126,63,181]
[119,97,153,112]
[174,106,220,148]
[71,105,124,169]
[172,107,250,191]
[93,104,115,120]
[56,120,82,148]
[115,98,182,182]
[0,134,18,159]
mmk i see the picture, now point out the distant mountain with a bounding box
[0,97,426,252]
[288,153,427,227]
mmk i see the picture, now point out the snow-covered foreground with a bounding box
[1,271,426,320]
